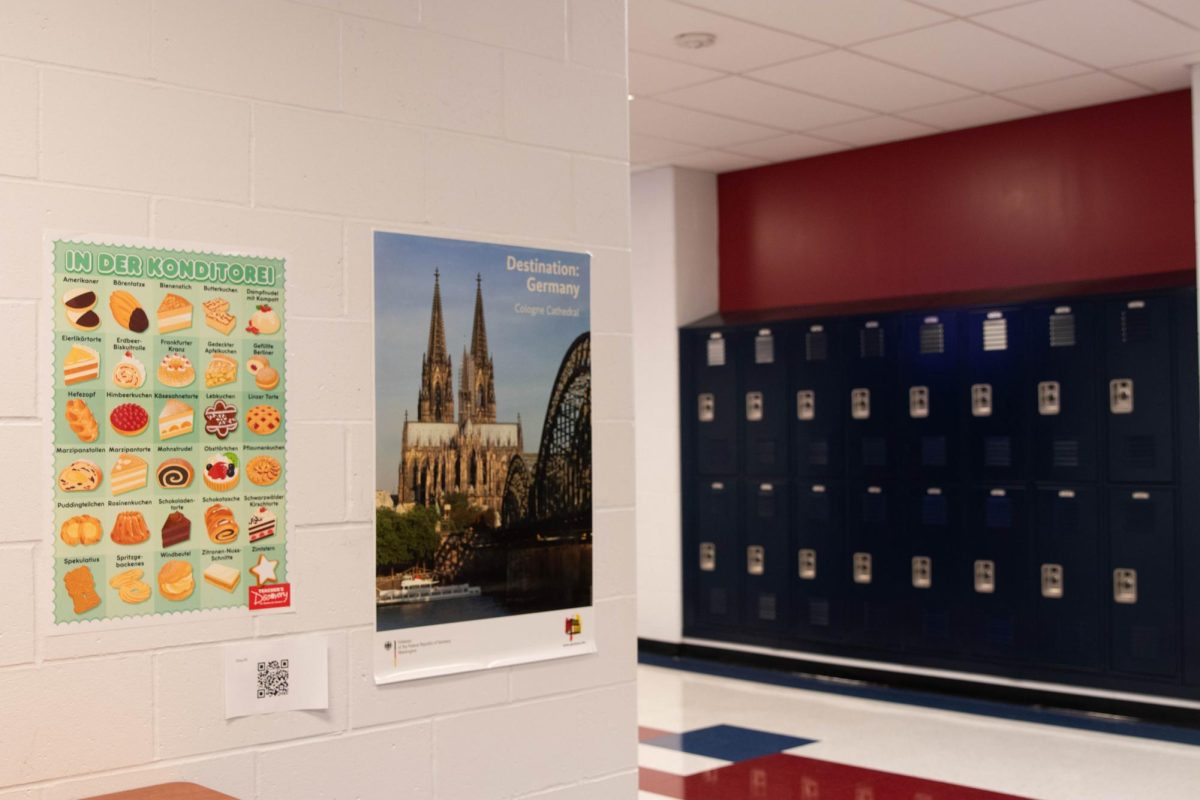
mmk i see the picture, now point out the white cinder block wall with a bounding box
[631,167,718,644]
[0,1,636,798]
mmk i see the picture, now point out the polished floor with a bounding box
[636,661,1200,799]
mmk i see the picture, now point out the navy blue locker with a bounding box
[1104,296,1174,484]
[742,479,790,636]
[845,482,901,649]
[791,320,845,478]
[1174,290,1200,688]
[793,480,845,643]
[845,316,899,481]
[899,311,961,483]
[961,486,1028,661]
[1028,303,1100,482]
[1109,488,1179,679]
[686,479,741,631]
[690,329,739,476]
[740,326,790,476]
[1031,487,1102,671]
[964,308,1027,482]
[899,484,959,654]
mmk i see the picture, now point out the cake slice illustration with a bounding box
[63,344,100,385]
[158,399,194,440]
[157,293,193,333]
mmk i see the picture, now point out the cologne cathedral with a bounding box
[397,272,523,513]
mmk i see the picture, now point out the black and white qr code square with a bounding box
[257,659,290,699]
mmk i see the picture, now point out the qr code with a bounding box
[257,659,290,699]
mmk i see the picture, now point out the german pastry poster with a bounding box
[49,237,290,626]
[373,231,593,683]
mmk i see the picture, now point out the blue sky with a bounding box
[374,232,590,492]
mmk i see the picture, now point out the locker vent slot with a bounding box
[706,335,726,367]
[921,494,948,526]
[919,322,945,354]
[709,588,727,615]
[860,326,885,359]
[921,436,947,467]
[984,436,1012,467]
[807,440,830,467]
[982,317,1008,351]
[754,331,775,364]
[861,494,887,524]
[861,437,887,467]
[1049,313,1076,347]
[985,497,1012,529]
[1121,307,1151,343]
[805,331,828,362]
[808,600,830,627]
[1052,439,1080,468]
[1123,435,1156,470]
[758,593,777,621]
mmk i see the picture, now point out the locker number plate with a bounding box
[851,388,871,420]
[1038,381,1061,416]
[798,549,817,580]
[909,386,930,419]
[746,391,764,422]
[697,393,715,422]
[699,542,716,572]
[1113,568,1137,604]
[1110,379,1134,414]
[974,560,995,594]
[971,384,993,417]
[747,545,765,576]
[797,390,815,421]
[1041,563,1063,598]
[853,552,872,584]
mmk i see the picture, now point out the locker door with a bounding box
[1104,296,1174,483]
[964,307,1027,482]
[792,321,844,478]
[899,311,961,483]
[743,479,790,638]
[1032,487,1101,671]
[1109,488,1179,679]
[901,484,959,654]
[846,482,900,649]
[963,486,1028,661]
[741,326,790,476]
[846,316,899,481]
[1029,303,1099,482]
[793,480,844,644]
[691,329,739,476]
[687,479,741,631]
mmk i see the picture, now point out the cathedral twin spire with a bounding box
[417,271,497,425]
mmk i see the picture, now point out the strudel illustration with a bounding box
[51,239,290,624]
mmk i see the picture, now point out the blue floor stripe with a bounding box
[639,651,1200,748]
[643,724,816,762]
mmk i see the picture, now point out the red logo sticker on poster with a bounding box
[250,583,291,610]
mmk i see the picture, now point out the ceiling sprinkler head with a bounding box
[674,31,717,49]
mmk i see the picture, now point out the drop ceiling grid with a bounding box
[630,0,1200,172]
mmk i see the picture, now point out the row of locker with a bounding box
[689,292,1188,485]
[690,479,1178,680]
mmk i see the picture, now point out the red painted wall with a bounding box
[718,91,1196,315]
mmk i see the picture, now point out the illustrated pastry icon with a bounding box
[246,355,279,391]
[203,400,239,439]
[205,503,239,544]
[64,398,99,443]
[246,455,281,486]
[245,405,281,435]
[246,304,280,335]
[110,510,151,545]
[248,506,276,542]
[110,453,148,495]
[158,560,195,601]
[64,565,101,614]
[111,350,146,389]
[109,289,149,333]
[157,293,193,333]
[203,453,239,491]
[202,297,236,335]
[158,399,194,440]
[109,568,151,604]
[204,563,241,593]
[110,402,150,436]
[63,344,100,385]
[205,353,237,388]
[58,460,102,492]
[157,352,195,388]
[156,458,194,489]
[63,288,101,331]
[162,510,191,548]
[249,553,279,586]
[60,514,103,546]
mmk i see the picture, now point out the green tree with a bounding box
[376,505,440,575]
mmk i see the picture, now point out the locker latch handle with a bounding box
[1113,568,1137,604]
[971,384,993,417]
[698,393,715,422]
[1110,379,1134,415]
[853,552,872,584]
[974,560,995,593]
[798,549,816,580]
[797,390,815,421]
[746,391,764,422]
[699,542,716,572]
[909,386,929,419]
[912,556,931,589]
[1041,563,1063,599]
[1037,381,1060,416]
[747,545,765,576]
[851,388,870,420]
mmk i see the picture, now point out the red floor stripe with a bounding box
[638,766,687,798]
[639,726,673,741]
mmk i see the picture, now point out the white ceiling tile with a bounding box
[854,19,1088,90]
[672,149,769,173]
[1137,0,1200,30]
[748,50,975,112]
[630,132,703,164]
[658,76,873,130]
[629,52,725,97]
[726,133,849,161]
[629,0,828,72]
[913,0,1040,14]
[975,0,1200,68]
[898,93,1037,128]
[807,114,941,145]
[631,98,783,147]
[679,0,949,46]
[1111,51,1200,90]
[997,71,1151,111]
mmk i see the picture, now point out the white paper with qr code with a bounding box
[223,635,329,718]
